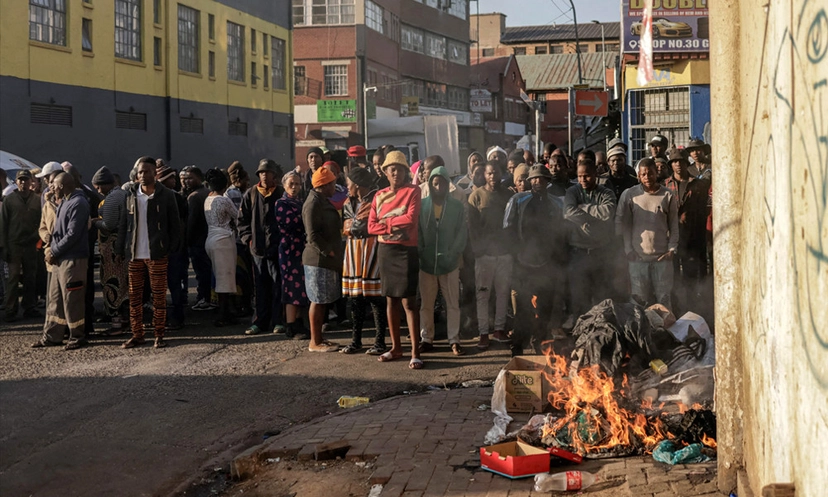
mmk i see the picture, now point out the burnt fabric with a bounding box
[571,299,680,376]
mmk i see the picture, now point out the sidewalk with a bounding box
[232,386,723,496]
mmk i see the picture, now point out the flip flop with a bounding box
[409,357,424,370]
[378,351,403,362]
[308,341,339,353]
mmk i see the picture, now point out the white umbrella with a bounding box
[0,150,38,172]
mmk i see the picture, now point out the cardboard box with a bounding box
[503,356,550,413]
[480,441,551,479]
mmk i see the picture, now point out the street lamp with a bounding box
[363,83,377,148]
[592,20,607,91]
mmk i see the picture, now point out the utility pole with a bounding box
[567,0,583,85]
[363,84,376,148]
[592,20,607,90]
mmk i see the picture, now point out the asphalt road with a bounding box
[0,309,507,497]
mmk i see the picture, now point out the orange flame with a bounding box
[701,434,717,449]
[541,349,669,455]
[531,295,538,309]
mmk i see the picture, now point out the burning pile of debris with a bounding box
[486,300,717,464]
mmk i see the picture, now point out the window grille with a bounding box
[294,65,306,96]
[628,87,691,161]
[324,65,348,97]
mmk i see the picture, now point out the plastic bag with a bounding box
[484,369,514,445]
[652,440,710,465]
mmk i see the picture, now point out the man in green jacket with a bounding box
[418,166,467,356]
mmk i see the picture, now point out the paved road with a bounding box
[0,311,507,497]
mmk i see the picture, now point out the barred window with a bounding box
[324,64,348,97]
[29,0,67,46]
[227,22,245,82]
[115,0,142,61]
[178,5,200,73]
[447,39,467,65]
[401,25,423,53]
[425,33,445,60]
[271,37,286,90]
[294,65,306,96]
[365,0,383,34]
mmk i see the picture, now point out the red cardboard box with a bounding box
[479,441,551,479]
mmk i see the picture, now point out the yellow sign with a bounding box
[401,96,419,116]
[625,60,710,88]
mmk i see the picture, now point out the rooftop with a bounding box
[470,55,516,92]
[501,21,621,43]
[516,53,618,91]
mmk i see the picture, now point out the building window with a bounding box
[207,13,214,40]
[180,116,203,134]
[82,18,93,52]
[448,86,468,110]
[251,28,257,52]
[227,21,245,82]
[446,0,466,20]
[115,110,147,130]
[153,0,161,24]
[447,40,467,65]
[550,45,563,54]
[178,5,200,73]
[629,87,691,161]
[292,0,304,26]
[513,47,526,55]
[208,50,215,77]
[294,65,306,95]
[425,33,445,59]
[425,82,447,108]
[29,0,67,46]
[481,47,494,57]
[402,78,424,103]
[115,0,142,61]
[263,33,269,56]
[597,43,620,53]
[324,64,348,97]
[228,120,248,136]
[263,65,269,88]
[153,36,162,65]
[535,45,547,54]
[365,0,384,34]
[251,62,257,86]
[270,37,286,90]
[401,25,423,53]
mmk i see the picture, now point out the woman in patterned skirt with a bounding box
[274,172,310,339]
[339,167,388,355]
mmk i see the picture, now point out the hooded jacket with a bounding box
[50,189,90,262]
[418,167,467,275]
[121,182,181,261]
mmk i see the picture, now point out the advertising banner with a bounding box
[317,100,357,122]
[622,0,709,53]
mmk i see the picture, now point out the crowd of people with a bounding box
[0,134,713,369]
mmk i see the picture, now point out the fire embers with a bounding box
[518,348,717,459]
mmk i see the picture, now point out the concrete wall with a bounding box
[710,1,828,496]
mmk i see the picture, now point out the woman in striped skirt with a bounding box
[339,167,388,355]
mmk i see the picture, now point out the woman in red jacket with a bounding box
[368,151,423,369]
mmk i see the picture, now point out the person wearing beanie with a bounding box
[339,166,388,355]
[511,163,530,193]
[368,150,424,369]
[599,144,638,200]
[238,158,286,336]
[203,169,238,327]
[417,166,467,356]
[1,170,42,321]
[91,166,130,332]
[302,166,342,352]
[298,147,325,195]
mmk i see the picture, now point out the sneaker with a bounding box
[365,344,387,355]
[491,330,511,343]
[476,334,490,350]
[191,299,212,311]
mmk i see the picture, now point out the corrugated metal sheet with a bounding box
[516,53,618,91]
[502,22,621,43]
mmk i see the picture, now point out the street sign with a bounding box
[574,90,609,117]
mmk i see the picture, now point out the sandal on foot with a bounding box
[409,357,424,370]
[308,341,339,352]
[366,344,387,355]
[339,343,362,354]
[378,351,403,362]
[451,343,465,356]
[245,325,262,336]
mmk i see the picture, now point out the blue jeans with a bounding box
[166,250,188,323]
[252,255,283,330]
[189,245,212,302]
[628,259,674,310]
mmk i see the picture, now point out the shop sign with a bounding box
[317,100,357,122]
[625,59,710,88]
[470,89,493,113]
[622,0,709,54]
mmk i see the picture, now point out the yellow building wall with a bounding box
[0,0,292,114]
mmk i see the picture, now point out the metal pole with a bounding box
[567,0,583,85]
[363,83,369,148]
[600,24,607,90]
[535,104,541,161]
[567,89,573,156]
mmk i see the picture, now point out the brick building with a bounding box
[293,0,472,163]
[470,13,620,62]
[469,55,529,150]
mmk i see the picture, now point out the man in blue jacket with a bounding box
[31,172,90,350]
[418,166,467,356]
